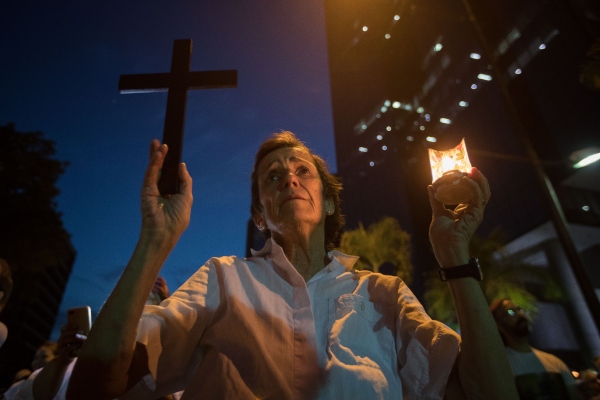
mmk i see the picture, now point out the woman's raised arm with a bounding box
[67,140,193,400]
[427,168,518,400]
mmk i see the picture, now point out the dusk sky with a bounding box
[0,1,338,339]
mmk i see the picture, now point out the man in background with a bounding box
[490,298,580,399]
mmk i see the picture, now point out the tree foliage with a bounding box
[338,217,412,284]
[424,229,564,327]
[0,123,74,272]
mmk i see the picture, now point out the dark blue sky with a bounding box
[0,1,337,339]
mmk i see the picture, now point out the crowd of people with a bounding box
[0,131,598,399]
[1,277,180,400]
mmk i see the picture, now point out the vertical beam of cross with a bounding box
[119,39,238,194]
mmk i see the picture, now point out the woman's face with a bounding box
[255,147,333,238]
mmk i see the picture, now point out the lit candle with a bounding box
[428,138,473,205]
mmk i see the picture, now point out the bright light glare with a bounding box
[470,53,481,59]
[362,124,367,130]
[381,106,388,113]
[478,73,492,81]
[392,101,401,108]
[377,135,383,140]
[582,205,590,212]
[394,15,400,21]
[363,26,368,32]
[385,34,391,39]
[459,101,469,107]
[386,126,392,131]
[420,126,425,131]
[417,107,424,113]
[434,43,443,52]
[573,152,600,169]
[369,161,375,166]
[471,84,478,89]
[426,136,437,143]
[384,100,391,107]
[359,147,368,153]
[515,69,522,74]
[440,118,451,124]
[382,146,387,150]
[428,138,472,183]
[539,44,546,50]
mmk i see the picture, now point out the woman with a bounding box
[68,132,517,399]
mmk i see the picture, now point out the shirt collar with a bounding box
[251,238,359,272]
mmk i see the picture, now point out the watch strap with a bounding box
[438,258,482,282]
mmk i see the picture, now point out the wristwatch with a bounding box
[438,258,483,282]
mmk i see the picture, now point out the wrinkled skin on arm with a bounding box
[428,168,518,400]
[67,140,193,400]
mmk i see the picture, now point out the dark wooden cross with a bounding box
[119,39,238,194]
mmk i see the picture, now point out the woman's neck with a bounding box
[273,227,329,281]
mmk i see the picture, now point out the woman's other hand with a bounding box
[428,167,490,267]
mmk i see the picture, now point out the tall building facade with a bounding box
[325,0,600,368]
[0,248,75,388]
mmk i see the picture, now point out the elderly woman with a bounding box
[68,132,517,399]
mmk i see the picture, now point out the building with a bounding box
[0,246,75,388]
[325,0,600,368]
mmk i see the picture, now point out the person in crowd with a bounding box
[146,276,170,306]
[3,276,173,400]
[578,369,600,400]
[68,131,517,399]
[490,298,580,399]
[594,356,600,374]
[3,342,61,400]
[0,259,14,348]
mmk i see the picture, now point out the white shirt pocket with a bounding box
[327,293,396,369]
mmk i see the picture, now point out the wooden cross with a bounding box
[119,39,238,194]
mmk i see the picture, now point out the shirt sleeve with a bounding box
[132,260,222,397]
[395,279,460,400]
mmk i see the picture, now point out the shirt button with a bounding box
[360,302,365,311]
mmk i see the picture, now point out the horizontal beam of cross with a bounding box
[119,70,238,94]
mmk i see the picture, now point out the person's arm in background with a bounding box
[67,141,193,400]
[30,324,84,400]
[427,168,518,400]
[153,276,170,302]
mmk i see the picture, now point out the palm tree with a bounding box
[424,229,565,328]
[338,217,413,285]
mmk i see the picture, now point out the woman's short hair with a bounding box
[250,131,345,252]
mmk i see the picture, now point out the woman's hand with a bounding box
[56,324,86,365]
[428,167,490,267]
[140,140,193,244]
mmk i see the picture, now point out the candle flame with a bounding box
[428,138,472,182]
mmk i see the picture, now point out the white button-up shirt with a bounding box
[125,239,460,400]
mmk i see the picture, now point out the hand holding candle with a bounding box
[429,138,473,205]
